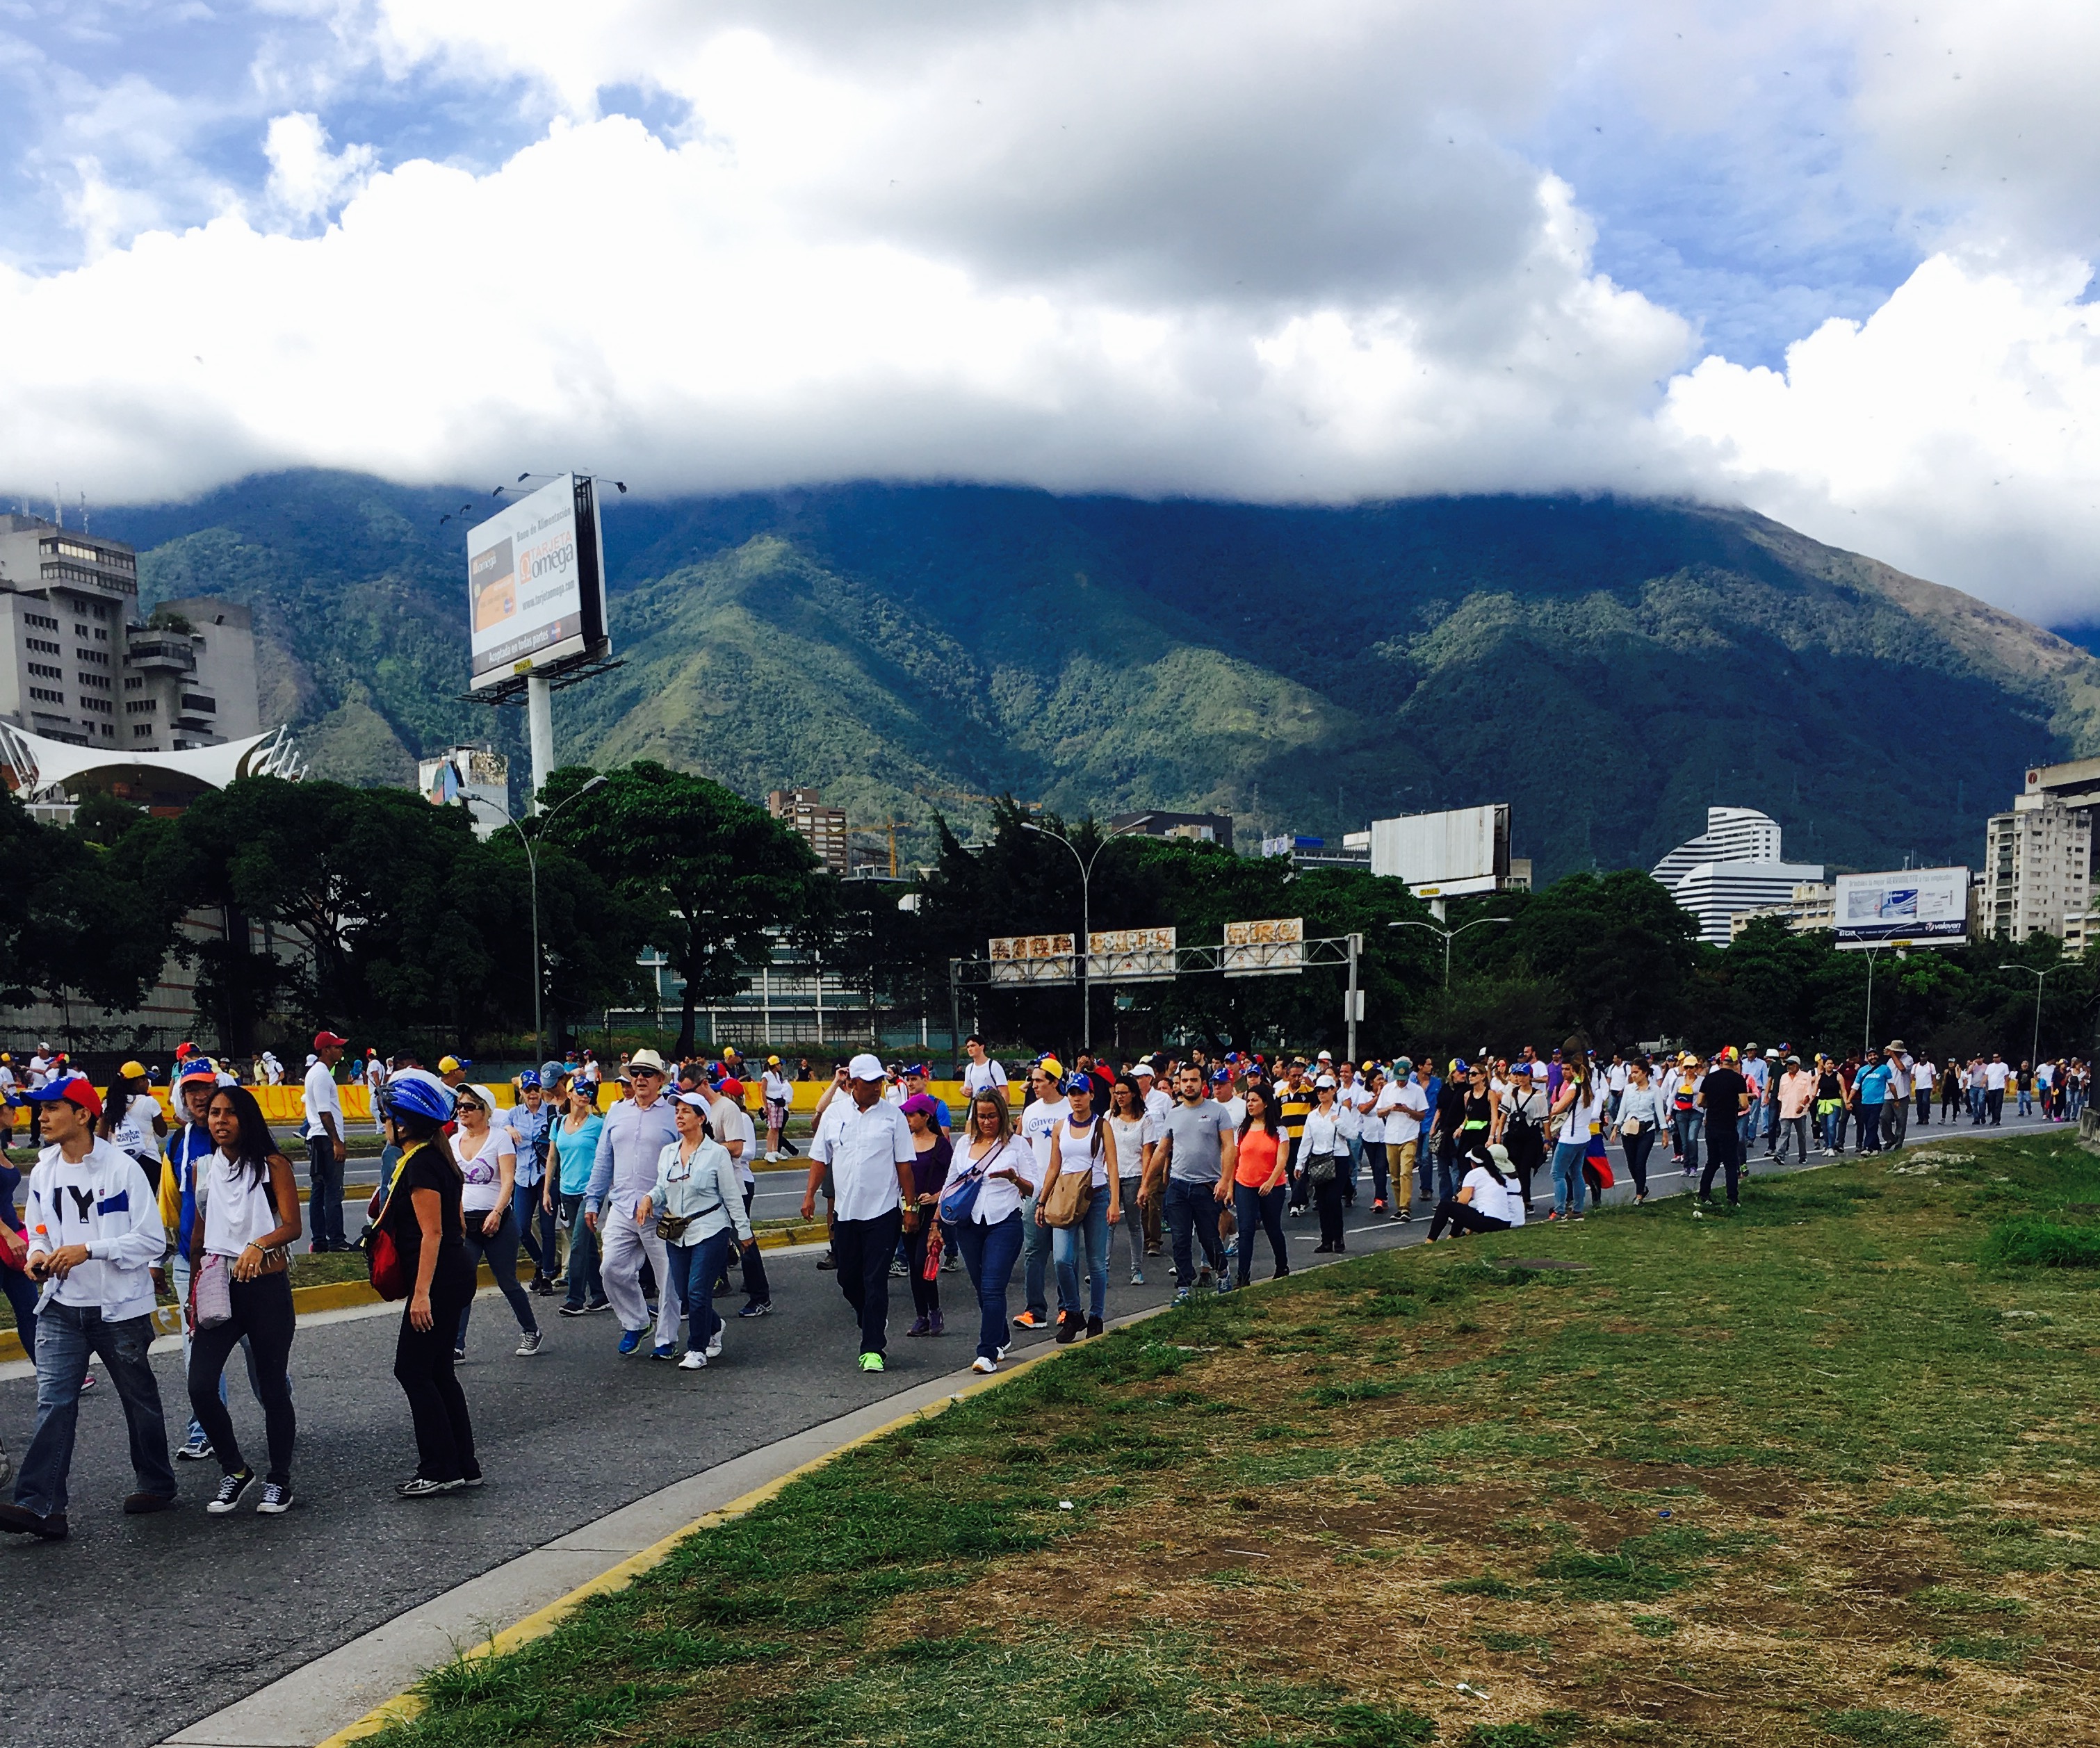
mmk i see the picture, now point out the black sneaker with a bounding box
[738,1301,772,1318]
[585,1297,611,1313]
[816,1253,838,1271]
[208,1469,257,1515]
[396,1476,462,1498]
[557,1302,588,1318]
[257,1482,293,1515]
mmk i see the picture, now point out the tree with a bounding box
[542,762,829,1056]
[0,791,184,1043]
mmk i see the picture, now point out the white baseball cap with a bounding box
[1130,1061,1156,1078]
[847,1052,885,1081]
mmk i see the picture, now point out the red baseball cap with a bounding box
[314,1030,349,1049]
[28,1075,102,1119]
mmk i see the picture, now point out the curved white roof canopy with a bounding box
[0,721,304,797]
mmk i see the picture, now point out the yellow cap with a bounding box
[1039,1056,1065,1081]
[438,1055,462,1073]
[120,1059,148,1079]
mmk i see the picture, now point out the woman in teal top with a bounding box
[550,1081,607,1314]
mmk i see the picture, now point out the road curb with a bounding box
[303,1303,1174,1747]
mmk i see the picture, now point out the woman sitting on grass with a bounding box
[1425,1142,1515,1243]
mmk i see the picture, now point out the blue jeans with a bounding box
[1233,1181,1288,1284]
[16,1303,174,1517]
[1342,1136,1362,1202]
[1857,1103,1882,1152]
[1019,1195,1050,1319]
[2017,1088,2033,1115]
[1052,1193,1112,1321]
[1435,1136,1462,1202]
[1549,1140,1588,1217]
[667,1228,733,1357]
[954,1211,1023,1362]
[1674,1110,1702,1163]
[560,1191,603,1307]
[1364,1142,1389,1205]
[1163,1176,1226,1290]
[307,1134,345,1248]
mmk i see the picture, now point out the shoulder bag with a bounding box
[1040,1120,1102,1228]
[938,1140,1001,1225]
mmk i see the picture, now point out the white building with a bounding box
[0,514,259,758]
[1652,806,1825,947]
[1983,783,2091,944]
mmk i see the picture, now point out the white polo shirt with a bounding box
[817,1095,915,1222]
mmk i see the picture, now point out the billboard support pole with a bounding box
[949,959,963,1078]
[526,673,554,815]
[1345,933,1360,1063]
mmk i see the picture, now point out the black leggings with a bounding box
[395,1290,477,1484]
[1314,1170,1346,1247]
[188,1269,296,1486]
[1622,1127,1656,1194]
[905,1214,941,1316]
[1428,1199,1511,1240]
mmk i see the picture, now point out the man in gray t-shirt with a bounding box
[1141,1066,1235,1298]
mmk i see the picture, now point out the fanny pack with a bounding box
[658,1194,722,1244]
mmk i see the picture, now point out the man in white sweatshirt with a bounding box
[0,1075,176,1539]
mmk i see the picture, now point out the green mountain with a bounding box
[102,473,2100,883]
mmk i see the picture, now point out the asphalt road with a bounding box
[8,1104,2060,1748]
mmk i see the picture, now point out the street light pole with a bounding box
[464,772,607,1056]
[1998,961,2058,1072]
[1023,819,1144,1051]
[1386,915,1512,988]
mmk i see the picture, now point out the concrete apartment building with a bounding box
[767,786,849,874]
[1982,758,2099,943]
[0,513,259,757]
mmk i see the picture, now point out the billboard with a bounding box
[1833,867,1969,950]
[1087,926,1177,982]
[1223,917,1303,977]
[1369,803,1509,897]
[988,933,1078,986]
[466,474,610,690]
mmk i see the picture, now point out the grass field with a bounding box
[364,1129,2100,1746]
[197,1134,2100,1739]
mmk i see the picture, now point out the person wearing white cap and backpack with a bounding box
[801,1053,915,1373]
[583,1047,681,1359]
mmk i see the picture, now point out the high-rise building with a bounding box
[767,786,849,874]
[1652,806,1824,946]
[1983,792,2090,942]
[0,514,258,753]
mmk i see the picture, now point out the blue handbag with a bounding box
[938,1141,1005,1223]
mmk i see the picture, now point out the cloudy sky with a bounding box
[3,1,2097,624]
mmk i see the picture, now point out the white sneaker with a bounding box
[765,1151,779,1163]
[678,1350,706,1370]
[706,1328,724,1358]
[971,1356,998,1373]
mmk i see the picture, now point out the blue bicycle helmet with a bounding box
[379,1068,455,1125]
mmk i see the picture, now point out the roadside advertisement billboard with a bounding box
[1833,867,1969,949]
[466,474,610,690]
[1086,926,1177,982]
[988,932,1078,985]
[1369,803,1509,896]
[1223,917,1303,977]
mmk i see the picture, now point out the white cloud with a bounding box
[263,111,375,222]
[1665,251,2100,626]
[0,0,2097,625]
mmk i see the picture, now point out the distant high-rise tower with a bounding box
[1651,806,1825,947]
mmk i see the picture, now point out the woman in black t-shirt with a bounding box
[381,1084,478,1497]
